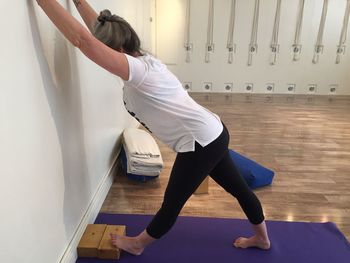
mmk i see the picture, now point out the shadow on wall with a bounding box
[28,1,91,241]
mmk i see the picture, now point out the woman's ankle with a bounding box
[252,221,270,241]
[136,230,157,248]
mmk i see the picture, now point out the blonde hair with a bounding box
[93,10,141,56]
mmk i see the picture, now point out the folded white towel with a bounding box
[127,164,161,176]
[123,128,163,177]
[125,150,163,176]
[123,128,161,158]
[124,143,163,165]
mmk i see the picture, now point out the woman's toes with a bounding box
[233,237,243,246]
[235,237,243,243]
[233,236,271,250]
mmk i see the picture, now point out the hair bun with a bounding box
[98,9,113,24]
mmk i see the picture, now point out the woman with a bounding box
[36,0,271,256]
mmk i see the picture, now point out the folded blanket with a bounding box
[127,165,161,177]
[126,157,162,176]
[123,128,161,158]
[124,144,163,165]
[122,128,163,177]
[126,154,163,176]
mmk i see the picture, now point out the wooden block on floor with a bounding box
[77,224,107,258]
[195,176,209,194]
[98,225,126,260]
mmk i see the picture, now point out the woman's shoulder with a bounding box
[138,53,166,71]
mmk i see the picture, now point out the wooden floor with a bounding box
[101,93,350,241]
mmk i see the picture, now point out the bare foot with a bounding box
[110,234,144,256]
[233,235,271,250]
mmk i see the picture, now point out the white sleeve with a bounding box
[124,54,148,87]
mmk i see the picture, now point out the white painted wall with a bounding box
[0,1,149,262]
[155,0,350,95]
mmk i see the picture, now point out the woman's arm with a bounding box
[36,0,129,80]
[72,0,98,33]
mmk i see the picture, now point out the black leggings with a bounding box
[146,122,265,239]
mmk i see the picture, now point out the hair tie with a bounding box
[98,10,113,25]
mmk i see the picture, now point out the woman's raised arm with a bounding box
[36,0,129,80]
[72,0,98,33]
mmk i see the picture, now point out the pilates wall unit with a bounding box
[153,0,350,95]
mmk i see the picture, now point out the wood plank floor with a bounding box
[101,93,350,241]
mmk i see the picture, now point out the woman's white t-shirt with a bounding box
[122,53,223,153]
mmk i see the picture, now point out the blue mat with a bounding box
[76,213,350,263]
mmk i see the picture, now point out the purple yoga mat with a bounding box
[76,213,350,263]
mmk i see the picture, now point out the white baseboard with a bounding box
[59,149,121,263]
[59,121,139,263]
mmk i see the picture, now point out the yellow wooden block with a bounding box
[77,224,107,258]
[98,225,126,260]
[195,176,209,194]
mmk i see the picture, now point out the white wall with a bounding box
[155,0,350,95]
[0,1,149,262]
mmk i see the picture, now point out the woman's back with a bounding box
[123,53,223,152]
